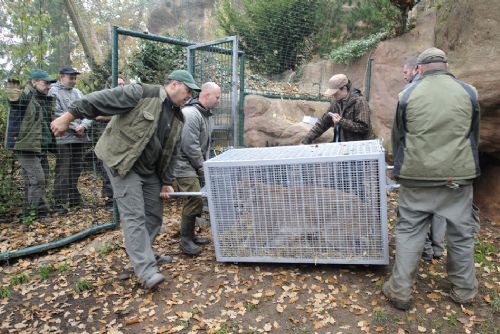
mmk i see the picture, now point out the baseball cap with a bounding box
[59,66,81,75]
[324,74,348,96]
[416,47,447,64]
[30,69,56,83]
[167,70,200,92]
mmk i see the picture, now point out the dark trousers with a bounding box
[96,156,113,198]
[15,151,49,215]
[54,143,85,205]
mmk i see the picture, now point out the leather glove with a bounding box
[197,168,205,188]
[6,78,23,102]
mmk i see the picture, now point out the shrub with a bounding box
[329,29,388,64]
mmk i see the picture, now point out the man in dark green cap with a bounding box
[51,69,200,290]
[384,47,480,310]
[5,69,56,220]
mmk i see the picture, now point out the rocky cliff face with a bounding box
[147,0,218,41]
[243,0,500,220]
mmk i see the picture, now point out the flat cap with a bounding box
[59,66,81,75]
[416,47,447,64]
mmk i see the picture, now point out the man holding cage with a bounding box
[50,70,200,290]
[174,82,221,256]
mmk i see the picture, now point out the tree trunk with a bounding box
[62,0,97,70]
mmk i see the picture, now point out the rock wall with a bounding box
[243,0,500,220]
[244,95,332,147]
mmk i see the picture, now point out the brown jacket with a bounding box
[301,89,375,144]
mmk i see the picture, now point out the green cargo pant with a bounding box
[385,184,479,303]
[176,177,203,219]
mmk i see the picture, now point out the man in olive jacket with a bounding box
[174,82,221,255]
[383,48,480,310]
[5,69,56,219]
[51,70,200,289]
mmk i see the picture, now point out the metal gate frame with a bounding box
[111,27,245,147]
[187,36,239,148]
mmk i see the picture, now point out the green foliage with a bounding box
[342,0,399,40]
[39,263,56,280]
[21,209,38,225]
[0,286,11,299]
[10,272,30,286]
[329,30,388,64]
[73,278,93,293]
[0,0,66,80]
[127,39,186,84]
[217,0,324,75]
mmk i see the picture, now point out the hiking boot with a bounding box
[52,205,68,215]
[193,236,209,245]
[382,281,412,311]
[155,254,173,264]
[450,287,475,306]
[143,273,165,289]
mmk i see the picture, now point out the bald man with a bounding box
[174,82,221,255]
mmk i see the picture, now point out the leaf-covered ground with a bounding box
[0,195,499,334]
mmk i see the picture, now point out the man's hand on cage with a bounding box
[160,185,174,199]
[51,112,75,137]
[197,168,205,188]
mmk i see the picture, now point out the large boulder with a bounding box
[244,95,332,147]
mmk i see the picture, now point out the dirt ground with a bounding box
[0,195,499,334]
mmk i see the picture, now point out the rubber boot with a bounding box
[180,216,202,255]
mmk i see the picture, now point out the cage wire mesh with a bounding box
[0,90,114,257]
[205,140,389,264]
[189,39,239,148]
[216,0,341,100]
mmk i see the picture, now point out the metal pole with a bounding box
[111,26,118,88]
[231,36,239,147]
[238,53,246,147]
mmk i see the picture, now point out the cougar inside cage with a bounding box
[204,139,389,264]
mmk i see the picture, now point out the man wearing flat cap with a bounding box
[49,66,92,213]
[5,69,57,220]
[301,73,375,199]
[384,47,480,310]
[51,69,200,290]
[302,73,374,144]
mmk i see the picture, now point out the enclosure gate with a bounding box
[187,36,239,148]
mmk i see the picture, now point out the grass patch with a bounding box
[0,286,11,299]
[58,262,69,273]
[444,312,458,326]
[39,263,56,280]
[73,278,93,293]
[96,242,114,257]
[372,310,388,324]
[474,240,497,269]
[10,272,30,285]
[246,302,256,311]
[491,290,500,313]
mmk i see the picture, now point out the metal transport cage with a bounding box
[203,139,389,265]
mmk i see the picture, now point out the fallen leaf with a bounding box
[418,325,426,332]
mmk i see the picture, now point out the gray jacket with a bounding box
[49,81,92,144]
[174,100,213,178]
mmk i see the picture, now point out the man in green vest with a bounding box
[384,48,480,310]
[51,70,200,290]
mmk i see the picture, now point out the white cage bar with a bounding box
[204,140,389,264]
